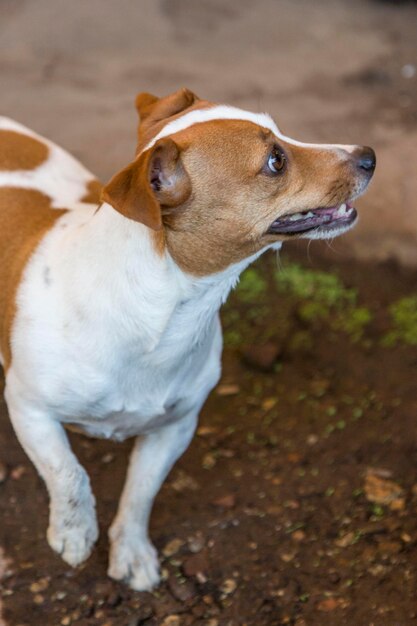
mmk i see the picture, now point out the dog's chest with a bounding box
[15,276,223,440]
[62,338,219,440]
[9,206,227,439]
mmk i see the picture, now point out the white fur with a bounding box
[6,200,262,588]
[2,105,358,591]
[144,105,359,158]
[0,117,97,207]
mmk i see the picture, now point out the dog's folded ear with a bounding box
[135,88,199,124]
[102,138,191,230]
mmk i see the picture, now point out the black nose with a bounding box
[355,146,376,174]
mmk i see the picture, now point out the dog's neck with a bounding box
[64,202,276,354]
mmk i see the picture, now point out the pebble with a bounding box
[10,465,26,480]
[364,470,405,510]
[261,397,277,411]
[211,494,236,508]
[162,538,184,558]
[202,453,216,470]
[168,575,195,602]
[335,531,355,548]
[216,383,240,396]
[197,426,219,436]
[54,591,67,601]
[0,548,13,580]
[33,594,44,605]
[241,342,281,371]
[160,616,181,626]
[292,530,306,542]
[170,470,199,492]
[220,579,237,595]
[187,534,204,553]
[30,578,50,593]
[317,597,342,612]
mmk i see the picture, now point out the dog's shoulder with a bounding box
[0,117,102,368]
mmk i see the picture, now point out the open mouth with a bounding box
[268,203,357,236]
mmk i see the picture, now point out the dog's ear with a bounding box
[102,138,191,230]
[135,92,160,122]
[135,88,200,124]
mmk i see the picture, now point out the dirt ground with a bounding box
[1,0,417,625]
[2,249,417,626]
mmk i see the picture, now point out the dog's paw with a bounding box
[108,527,160,591]
[47,502,99,567]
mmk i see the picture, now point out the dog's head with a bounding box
[102,88,375,275]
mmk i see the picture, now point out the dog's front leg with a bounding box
[5,388,98,567]
[108,412,197,591]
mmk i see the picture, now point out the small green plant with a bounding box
[383,296,417,346]
[276,263,356,306]
[235,268,267,303]
[223,329,243,347]
[275,264,372,340]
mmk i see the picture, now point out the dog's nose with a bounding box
[353,146,376,174]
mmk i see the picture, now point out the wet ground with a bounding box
[1,247,417,626]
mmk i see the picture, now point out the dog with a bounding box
[0,88,375,591]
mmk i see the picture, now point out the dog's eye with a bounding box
[267,147,286,174]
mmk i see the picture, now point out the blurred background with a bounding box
[1,0,416,264]
[0,1,417,625]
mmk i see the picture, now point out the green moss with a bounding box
[235,268,267,303]
[276,263,372,340]
[335,306,373,342]
[276,263,356,306]
[383,296,417,346]
[236,267,267,303]
[223,329,243,347]
[297,301,329,322]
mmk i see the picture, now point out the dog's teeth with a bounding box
[305,211,314,218]
[338,203,347,215]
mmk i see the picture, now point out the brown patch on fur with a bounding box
[0,131,49,171]
[134,88,212,154]
[80,179,102,204]
[0,188,66,368]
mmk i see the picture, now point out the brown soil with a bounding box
[1,247,417,626]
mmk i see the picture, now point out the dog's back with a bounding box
[0,118,101,367]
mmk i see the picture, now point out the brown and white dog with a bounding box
[0,89,375,590]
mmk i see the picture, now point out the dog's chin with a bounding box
[267,202,358,241]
